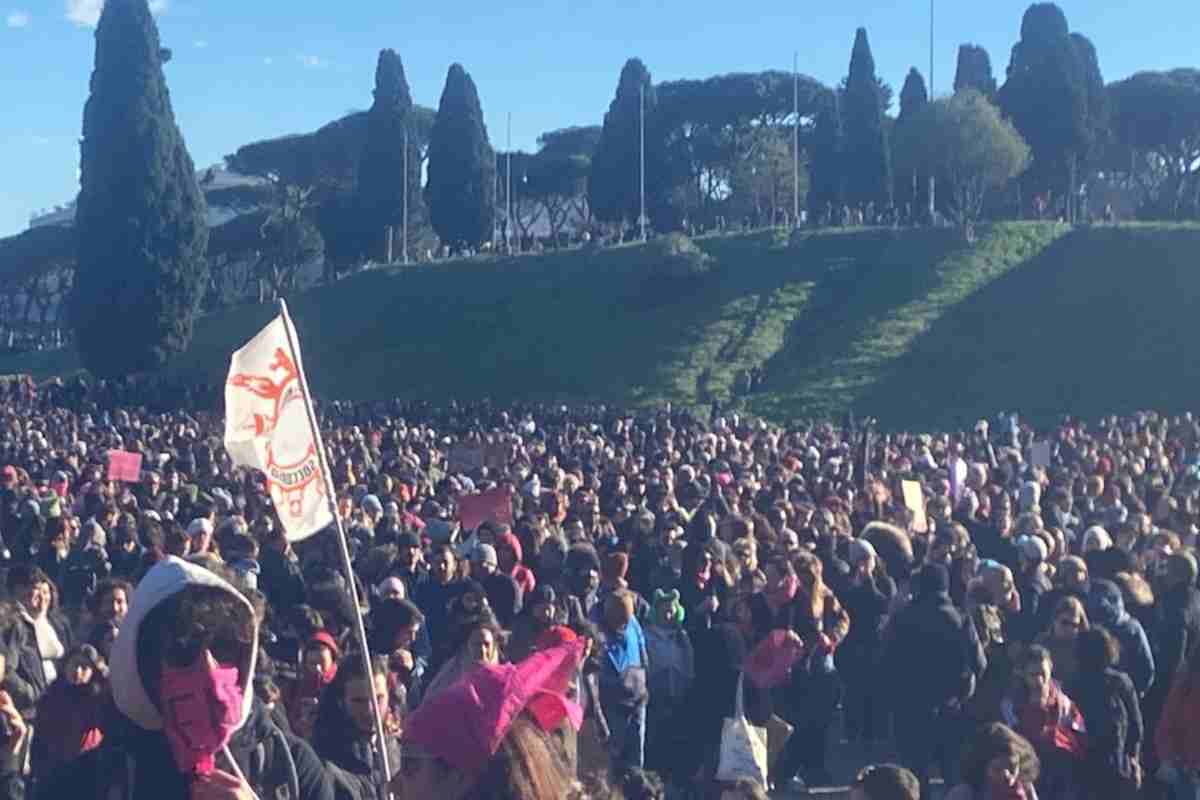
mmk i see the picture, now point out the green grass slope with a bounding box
[4,222,1197,428]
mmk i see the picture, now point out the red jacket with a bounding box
[1156,674,1200,769]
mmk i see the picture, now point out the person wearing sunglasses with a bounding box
[36,557,334,800]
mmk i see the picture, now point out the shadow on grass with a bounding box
[854,225,1200,429]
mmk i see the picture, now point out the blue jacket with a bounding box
[1088,579,1155,695]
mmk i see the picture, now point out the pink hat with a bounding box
[402,639,584,775]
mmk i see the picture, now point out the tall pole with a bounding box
[402,126,409,264]
[639,83,647,242]
[493,151,499,250]
[506,112,513,253]
[276,300,392,791]
[929,0,934,95]
[793,51,799,227]
[929,0,937,220]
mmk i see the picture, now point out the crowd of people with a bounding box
[1,375,1200,800]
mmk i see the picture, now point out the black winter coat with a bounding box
[35,699,334,800]
[3,611,73,713]
[1071,667,1143,781]
[882,591,986,712]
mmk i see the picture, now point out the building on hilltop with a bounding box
[28,163,271,231]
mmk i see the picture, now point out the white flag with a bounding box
[224,312,333,541]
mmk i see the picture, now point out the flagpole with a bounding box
[275,299,393,790]
[793,51,799,228]
[402,127,409,265]
[639,83,647,243]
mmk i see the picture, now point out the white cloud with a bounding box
[193,39,207,49]
[66,0,167,28]
[6,10,31,27]
[299,54,326,69]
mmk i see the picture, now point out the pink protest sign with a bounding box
[458,486,513,531]
[107,450,143,483]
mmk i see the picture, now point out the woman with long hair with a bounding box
[1034,596,1089,688]
[422,614,504,701]
[1071,626,1143,799]
[390,640,583,800]
[755,550,849,790]
[946,723,1041,800]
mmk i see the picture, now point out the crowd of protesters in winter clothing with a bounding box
[2,374,1200,800]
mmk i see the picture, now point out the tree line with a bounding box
[68,0,1200,378]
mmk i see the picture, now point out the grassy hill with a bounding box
[5,221,1200,428]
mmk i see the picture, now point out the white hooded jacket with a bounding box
[109,556,259,734]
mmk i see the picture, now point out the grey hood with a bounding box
[109,556,258,732]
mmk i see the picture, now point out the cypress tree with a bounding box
[841,28,893,208]
[897,68,930,127]
[588,58,670,231]
[954,44,998,98]
[895,68,930,210]
[999,3,1101,216]
[73,0,208,377]
[357,49,418,261]
[425,64,494,251]
[807,90,843,222]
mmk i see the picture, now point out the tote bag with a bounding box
[715,672,769,787]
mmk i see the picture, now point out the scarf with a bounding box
[766,574,800,613]
[1017,681,1087,758]
[296,662,337,700]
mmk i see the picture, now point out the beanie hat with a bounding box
[401,640,584,775]
[652,588,684,626]
[362,494,384,516]
[474,544,499,568]
[188,518,214,539]
[308,630,340,658]
[1083,526,1113,552]
[534,625,577,651]
[847,539,877,567]
[377,577,406,598]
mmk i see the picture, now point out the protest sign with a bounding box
[1030,440,1052,469]
[107,450,143,483]
[901,479,928,533]
[459,486,514,530]
[949,456,968,503]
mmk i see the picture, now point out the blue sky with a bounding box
[1,0,1195,238]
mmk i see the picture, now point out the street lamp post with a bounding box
[793,51,799,228]
[507,112,513,253]
[402,126,409,264]
[639,83,647,242]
